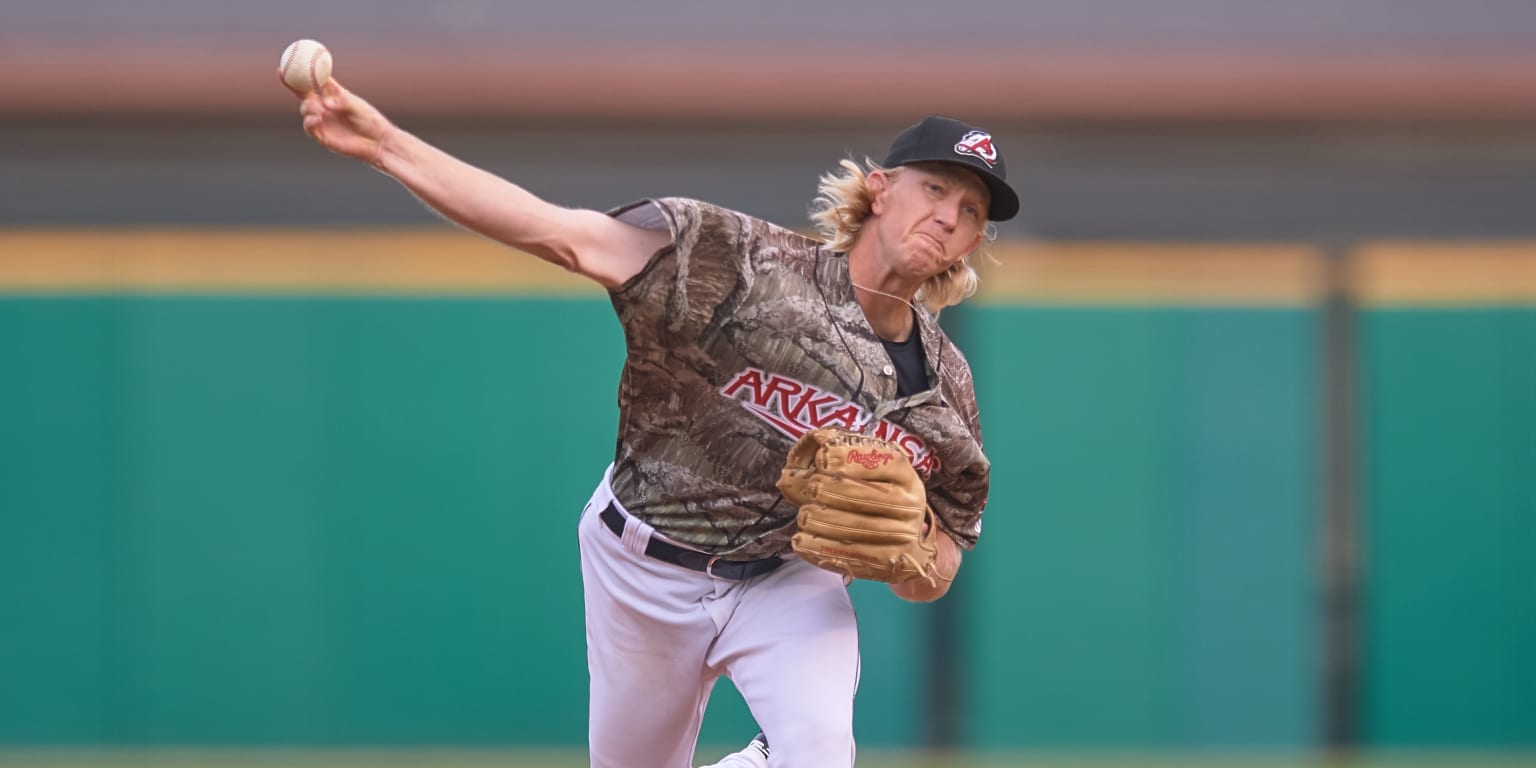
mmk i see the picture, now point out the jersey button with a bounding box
[881,365,894,376]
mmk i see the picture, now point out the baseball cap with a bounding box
[882,115,1020,222]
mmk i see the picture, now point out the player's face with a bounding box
[869,164,989,280]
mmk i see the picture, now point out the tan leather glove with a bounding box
[777,427,941,585]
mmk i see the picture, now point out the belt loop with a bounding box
[618,510,651,556]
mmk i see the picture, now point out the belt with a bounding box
[599,502,784,580]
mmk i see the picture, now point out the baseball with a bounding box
[279,39,333,92]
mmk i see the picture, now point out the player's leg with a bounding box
[579,494,720,768]
[712,560,859,768]
[697,732,769,768]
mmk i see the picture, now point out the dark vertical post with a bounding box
[1320,242,1361,751]
[927,577,962,747]
[924,305,972,749]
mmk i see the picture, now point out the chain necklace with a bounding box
[850,281,919,313]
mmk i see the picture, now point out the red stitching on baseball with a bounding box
[282,42,325,91]
[308,46,326,90]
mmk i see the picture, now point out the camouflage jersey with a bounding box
[605,197,990,561]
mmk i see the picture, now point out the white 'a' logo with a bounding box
[954,130,998,167]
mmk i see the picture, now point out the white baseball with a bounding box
[279,39,333,92]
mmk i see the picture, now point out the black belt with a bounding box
[599,502,784,581]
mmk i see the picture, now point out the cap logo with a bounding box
[954,130,998,168]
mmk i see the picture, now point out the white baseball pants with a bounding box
[579,466,860,768]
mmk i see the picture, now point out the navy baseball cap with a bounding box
[883,115,1020,222]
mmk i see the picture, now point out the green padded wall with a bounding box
[0,295,927,749]
[1361,308,1536,746]
[9,294,1535,751]
[0,297,120,742]
[962,306,1321,748]
[1,296,625,744]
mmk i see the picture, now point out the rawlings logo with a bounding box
[720,367,938,477]
[954,130,998,168]
[847,450,894,469]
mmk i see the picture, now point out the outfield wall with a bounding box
[0,233,1532,749]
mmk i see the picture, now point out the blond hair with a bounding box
[809,158,992,312]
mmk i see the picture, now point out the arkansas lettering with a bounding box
[720,367,938,476]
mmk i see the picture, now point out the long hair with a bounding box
[809,158,993,312]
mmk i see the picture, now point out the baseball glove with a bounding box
[777,427,941,585]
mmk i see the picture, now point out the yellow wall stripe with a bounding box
[975,242,1327,305]
[0,229,602,296]
[1354,241,1536,306]
[2,230,1534,306]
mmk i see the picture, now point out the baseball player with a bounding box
[284,71,1017,767]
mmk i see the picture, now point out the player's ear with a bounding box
[868,170,891,215]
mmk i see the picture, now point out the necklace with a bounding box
[850,281,919,313]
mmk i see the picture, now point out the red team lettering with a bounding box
[721,367,939,477]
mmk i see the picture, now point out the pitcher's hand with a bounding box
[279,72,395,167]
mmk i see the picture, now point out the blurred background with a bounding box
[2,1,1534,766]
